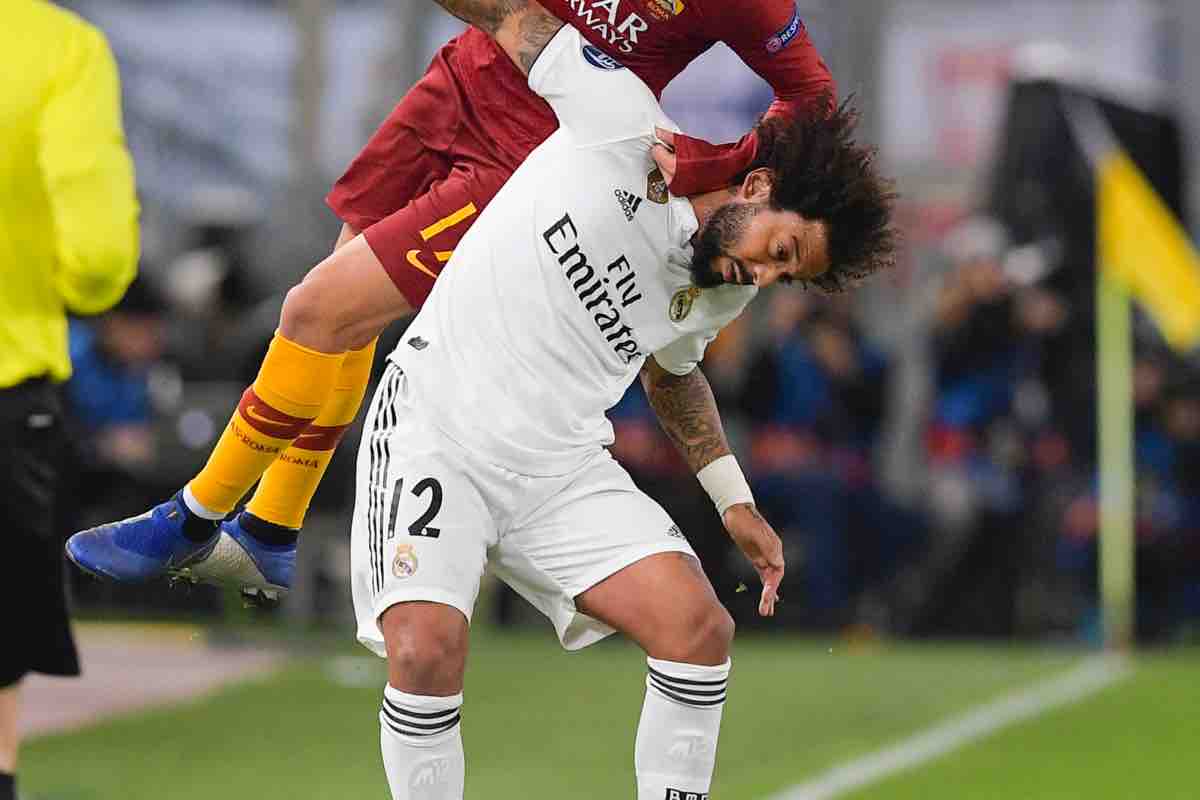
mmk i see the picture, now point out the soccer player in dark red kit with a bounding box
[68,0,837,597]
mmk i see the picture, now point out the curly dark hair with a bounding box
[737,97,898,293]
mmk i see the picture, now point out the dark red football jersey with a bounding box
[540,0,835,192]
[540,0,832,106]
[328,1,836,272]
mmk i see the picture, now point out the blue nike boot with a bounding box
[180,512,296,598]
[66,492,220,582]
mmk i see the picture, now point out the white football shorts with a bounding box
[351,362,697,655]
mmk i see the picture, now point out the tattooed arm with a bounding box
[428,0,564,75]
[641,356,785,617]
[640,356,731,474]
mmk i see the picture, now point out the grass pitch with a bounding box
[22,625,1196,799]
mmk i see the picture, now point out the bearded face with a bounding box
[689,202,765,288]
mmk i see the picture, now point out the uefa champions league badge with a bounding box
[581,44,625,71]
[393,543,419,579]
[766,3,802,54]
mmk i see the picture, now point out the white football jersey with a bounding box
[390,26,757,477]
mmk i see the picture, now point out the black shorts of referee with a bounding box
[0,378,80,687]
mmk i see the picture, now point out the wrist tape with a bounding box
[696,454,754,515]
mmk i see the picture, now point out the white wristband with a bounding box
[696,454,754,515]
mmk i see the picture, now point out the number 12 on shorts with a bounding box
[386,476,444,539]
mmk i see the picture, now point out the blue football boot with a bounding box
[178,512,295,602]
[66,493,219,582]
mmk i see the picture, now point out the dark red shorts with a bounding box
[327,27,557,307]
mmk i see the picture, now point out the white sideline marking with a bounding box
[768,655,1133,800]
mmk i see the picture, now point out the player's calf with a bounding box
[636,656,729,800]
[576,553,735,799]
[378,602,469,800]
[633,606,732,800]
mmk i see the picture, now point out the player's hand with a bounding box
[722,503,784,617]
[652,126,677,185]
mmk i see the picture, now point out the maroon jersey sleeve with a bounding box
[670,0,835,197]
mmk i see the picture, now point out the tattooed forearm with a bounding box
[516,9,565,73]
[641,359,732,474]
[428,0,562,75]
[430,0,527,34]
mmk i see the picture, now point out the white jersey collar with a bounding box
[665,193,699,276]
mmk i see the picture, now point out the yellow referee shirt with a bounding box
[1,1,139,388]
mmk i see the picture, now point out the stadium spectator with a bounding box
[917,219,1070,635]
[740,292,919,627]
[65,277,168,521]
[1056,366,1200,641]
[0,3,138,798]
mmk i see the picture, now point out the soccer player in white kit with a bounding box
[350,3,896,798]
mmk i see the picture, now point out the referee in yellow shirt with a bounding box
[1,3,139,796]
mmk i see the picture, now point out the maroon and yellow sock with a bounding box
[187,334,345,515]
[245,338,377,529]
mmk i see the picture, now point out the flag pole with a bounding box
[1064,95,1136,650]
[1095,268,1136,649]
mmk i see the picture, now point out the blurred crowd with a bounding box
[55,0,1199,643]
[63,205,1200,642]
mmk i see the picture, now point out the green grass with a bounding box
[849,652,1200,800]
[23,626,1185,799]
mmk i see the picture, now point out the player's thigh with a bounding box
[300,147,517,348]
[495,453,728,658]
[350,365,497,677]
[359,163,510,311]
[281,233,410,352]
[576,551,734,665]
[334,222,359,250]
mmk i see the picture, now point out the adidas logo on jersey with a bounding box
[615,189,643,221]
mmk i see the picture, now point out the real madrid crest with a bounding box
[669,287,702,322]
[646,167,669,205]
[393,542,419,579]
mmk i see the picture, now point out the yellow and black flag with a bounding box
[1096,147,1200,351]
[1064,94,1200,648]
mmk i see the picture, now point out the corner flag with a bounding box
[1064,94,1200,648]
[1097,149,1200,351]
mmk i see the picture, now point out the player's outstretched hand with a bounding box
[722,503,784,617]
[652,126,677,185]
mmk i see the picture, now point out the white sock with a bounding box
[635,657,730,800]
[379,685,465,800]
[181,484,224,520]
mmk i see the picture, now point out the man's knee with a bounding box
[380,602,469,695]
[279,261,367,352]
[279,278,332,345]
[657,602,735,666]
[695,603,736,662]
[279,238,409,351]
